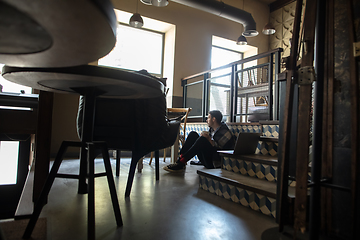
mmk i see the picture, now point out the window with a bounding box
[208,43,243,120]
[0,64,32,185]
[211,46,243,70]
[0,142,19,185]
[98,23,164,77]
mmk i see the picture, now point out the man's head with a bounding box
[207,110,223,128]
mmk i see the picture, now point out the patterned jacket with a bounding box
[209,122,235,150]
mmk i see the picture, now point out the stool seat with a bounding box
[2,65,165,98]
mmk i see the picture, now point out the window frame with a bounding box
[98,22,165,78]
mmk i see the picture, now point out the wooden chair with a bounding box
[76,89,181,197]
[149,107,192,164]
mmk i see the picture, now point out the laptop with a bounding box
[218,132,262,155]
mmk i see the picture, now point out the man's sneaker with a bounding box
[163,161,186,172]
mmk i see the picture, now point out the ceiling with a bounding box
[257,0,277,5]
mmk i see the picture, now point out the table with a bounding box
[0,0,116,68]
[2,65,165,240]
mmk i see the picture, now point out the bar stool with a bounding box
[2,65,166,240]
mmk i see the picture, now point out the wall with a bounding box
[268,0,360,238]
[112,0,270,98]
[49,0,271,156]
[269,1,296,58]
[50,93,80,157]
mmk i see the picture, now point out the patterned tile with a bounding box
[199,175,277,218]
[257,141,278,156]
[222,157,277,182]
[262,125,279,138]
[185,123,279,160]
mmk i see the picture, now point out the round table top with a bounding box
[2,65,165,99]
[0,0,116,68]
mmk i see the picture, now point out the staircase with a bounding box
[193,121,295,219]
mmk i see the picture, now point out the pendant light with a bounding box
[140,0,152,4]
[236,35,247,45]
[262,22,276,35]
[129,0,143,28]
[236,0,248,45]
[140,0,168,7]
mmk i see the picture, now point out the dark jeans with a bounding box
[180,131,218,169]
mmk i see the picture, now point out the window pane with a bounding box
[211,46,242,78]
[208,75,231,120]
[185,81,203,117]
[211,47,242,68]
[99,24,163,75]
[0,141,19,185]
[208,47,240,120]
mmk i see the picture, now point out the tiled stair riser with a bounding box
[199,176,276,218]
[262,125,279,138]
[258,124,279,156]
[184,123,279,160]
[222,157,277,182]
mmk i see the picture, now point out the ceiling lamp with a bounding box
[140,0,168,7]
[262,22,276,35]
[129,13,143,28]
[236,35,247,45]
[129,0,143,28]
[240,0,258,37]
[242,29,258,37]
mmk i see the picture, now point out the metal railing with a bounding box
[182,48,283,122]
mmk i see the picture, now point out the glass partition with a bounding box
[207,73,231,121]
[184,80,203,118]
[182,48,283,123]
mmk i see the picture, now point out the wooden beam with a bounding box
[277,0,304,231]
[321,0,334,234]
[293,0,317,234]
[347,0,360,238]
[32,91,53,203]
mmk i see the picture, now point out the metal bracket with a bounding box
[354,42,360,57]
[297,66,316,85]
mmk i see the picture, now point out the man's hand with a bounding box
[201,131,214,146]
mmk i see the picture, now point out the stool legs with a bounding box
[115,150,121,176]
[155,150,160,181]
[87,143,96,240]
[125,152,143,197]
[23,141,122,240]
[78,144,89,194]
[99,143,122,226]
[23,141,73,239]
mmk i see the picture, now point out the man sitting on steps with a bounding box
[163,110,235,172]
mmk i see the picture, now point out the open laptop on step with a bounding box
[218,132,262,155]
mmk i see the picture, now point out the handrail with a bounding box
[182,48,283,81]
[182,48,283,122]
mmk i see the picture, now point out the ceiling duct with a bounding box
[170,0,258,36]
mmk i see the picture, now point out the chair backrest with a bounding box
[166,108,192,143]
[77,95,181,154]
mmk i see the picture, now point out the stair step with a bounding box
[220,154,278,182]
[260,136,278,142]
[198,168,279,198]
[198,168,295,198]
[219,153,278,166]
[259,120,279,125]
[197,168,296,218]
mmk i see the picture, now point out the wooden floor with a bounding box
[5,157,279,240]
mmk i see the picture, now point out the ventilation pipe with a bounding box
[170,0,258,36]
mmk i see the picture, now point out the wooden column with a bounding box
[33,91,53,203]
